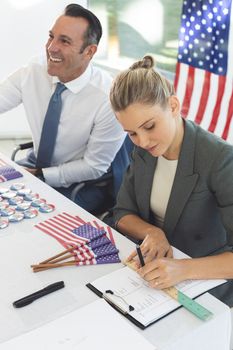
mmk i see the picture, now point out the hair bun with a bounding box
[129,55,155,70]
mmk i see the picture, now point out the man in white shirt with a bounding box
[0,4,125,213]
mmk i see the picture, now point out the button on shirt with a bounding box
[0,57,125,187]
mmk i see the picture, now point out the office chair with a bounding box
[11,141,33,162]
[11,136,134,216]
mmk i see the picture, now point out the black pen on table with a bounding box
[13,281,65,308]
[136,244,145,267]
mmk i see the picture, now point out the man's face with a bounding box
[46,15,95,82]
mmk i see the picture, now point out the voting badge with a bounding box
[17,188,32,196]
[0,187,9,194]
[9,212,24,222]
[0,217,9,229]
[9,196,24,206]
[16,202,31,211]
[24,193,39,202]
[31,198,46,207]
[39,203,55,213]
[24,208,38,219]
[1,191,17,199]
[10,183,25,191]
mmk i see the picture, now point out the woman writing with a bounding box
[110,56,233,290]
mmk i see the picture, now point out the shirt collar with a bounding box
[51,64,92,93]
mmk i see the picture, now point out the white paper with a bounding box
[0,299,155,350]
[91,247,226,326]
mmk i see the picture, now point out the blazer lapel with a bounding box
[135,150,157,220]
[163,120,199,239]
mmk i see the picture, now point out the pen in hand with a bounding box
[13,281,65,308]
[136,244,145,267]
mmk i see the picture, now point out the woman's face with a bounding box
[116,96,182,159]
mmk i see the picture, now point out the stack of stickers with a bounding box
[0,159,23,182]
[0,182,55,229]
[33,212,120,270]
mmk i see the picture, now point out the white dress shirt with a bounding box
[0,56,125,187]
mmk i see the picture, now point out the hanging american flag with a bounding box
[174,0,233,142]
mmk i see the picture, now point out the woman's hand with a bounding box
[126,228,173,266]
[138,258,188,289]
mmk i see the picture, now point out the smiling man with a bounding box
[0,4,125,213]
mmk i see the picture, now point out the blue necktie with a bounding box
[36,83,67,168]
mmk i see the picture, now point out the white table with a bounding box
[0,153,231,350]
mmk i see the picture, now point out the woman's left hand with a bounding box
[126,229,173,268]
[138,258,188,289]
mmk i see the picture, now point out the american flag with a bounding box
[35,212,120,265]
[73,223,106,242]
[174,0,233,142]
[0,159,23,182]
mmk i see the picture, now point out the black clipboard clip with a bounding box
[86,283,145,330]
[104,290,134,312]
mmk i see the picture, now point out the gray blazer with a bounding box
[114,119,233,258]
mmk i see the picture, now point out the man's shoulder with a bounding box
[21,54,44,67]
[90,64,113,94]
[18,55,48,77]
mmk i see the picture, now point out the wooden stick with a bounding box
[31,261,76,268]
[33,265,69,273]
[38,246,78,264]
[32,265,57,273]
[45,253,75,264]
[32,260,77,273]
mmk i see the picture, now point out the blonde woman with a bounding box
[110,56,233,292]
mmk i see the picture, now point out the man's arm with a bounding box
[0,68,24,113]
[42,100,125,187]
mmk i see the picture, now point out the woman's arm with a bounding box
[118,214,173,260]
[138,252,233,289]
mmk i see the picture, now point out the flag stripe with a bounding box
[0,175,6,182]
[106,226,115,245]
[92,220,100,228]
[71,213,85,224]
[35,212,120,265]
[35,222,83,246]
[174,62,180,92]
[43,219,84,242]
[49,217,89,243]
[194,70,211,124]
[208,75,226,133]
[0,159,7,166]
[175,1,233,142]
[181,65,195,118]
[58,212,88,230]
[222,89,233,139]
[34,223,78,246]
[46,219,88,247]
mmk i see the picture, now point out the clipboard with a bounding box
[86,283,148,329]
[86,260,226,329]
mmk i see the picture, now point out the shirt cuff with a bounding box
[42,166,61,188]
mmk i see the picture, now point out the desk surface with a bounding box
[0,153,231,350]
